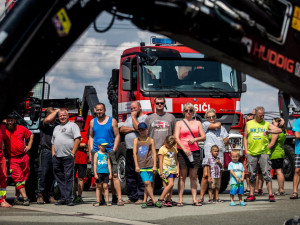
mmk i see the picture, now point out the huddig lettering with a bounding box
[252,43,294,74]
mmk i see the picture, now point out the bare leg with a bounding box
[95,184,101,203]
[103,183,109,203]
[112,174,122,201]
[293,168,300,194]
[249,181,255,196]
[266,181,273,195]
[199,166,209,201]
[190,168,198,203]
[208,188,213,200]
[245,174,250,191]
[276,168,285,193]
[19,187,27,198]
[178,168,187,204]
[215,188,219,201]
[159,178,174,201]
[144,181,156,203]
[78,178,84,197]
[230,194,234,202]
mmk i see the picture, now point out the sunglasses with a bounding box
[207,115,216,119]
[155,102,164,105]
[184,109,194,113]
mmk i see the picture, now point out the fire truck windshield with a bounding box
[141,59,240,95]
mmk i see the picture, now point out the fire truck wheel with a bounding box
[283,144,295,181]
[117,143,127,194]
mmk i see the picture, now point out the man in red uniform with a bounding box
[73,116,88,204]
[0,122,12,207]
[4,113,34,206]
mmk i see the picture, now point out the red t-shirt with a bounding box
[5,125,32,157]
[0,124,6,158]
[75,130,88,164]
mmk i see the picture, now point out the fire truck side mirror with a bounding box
[241,73,247,93]
[30,104,41,121]
[122,58,132,91]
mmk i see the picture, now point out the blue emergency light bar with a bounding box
[151,36,176,45]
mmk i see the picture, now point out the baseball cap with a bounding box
[96,138,109,146]
[7,113,16,119]
[138,122,148,130]
[75,116,84,122]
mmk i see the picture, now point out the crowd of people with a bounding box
[0,97,300,209]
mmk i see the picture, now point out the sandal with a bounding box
[106,202,112,206]
[207,199,214,204]
[92,202,101,207]
[216,199,224,203]
[177,202,184,207]
[117,200,124,206]
[192,201,202,206]
[290,192,299,199]
[274,191,285,196]
[198,198,204,203]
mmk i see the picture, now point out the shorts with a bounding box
[230,183,244,195]
[107,151,118,175]
[177,149,202,169]
[74,164,87,178]
[295,154,300,168]
[140,169,153,183]
[247,154,272,182]
[95,173,109,184]
[271,158,284,170]
[167,173,176,179]
[209,178,221,189]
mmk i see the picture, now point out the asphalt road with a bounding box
[1,180,299,225]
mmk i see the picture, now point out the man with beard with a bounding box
[0,122,12,208]
[120,101,147,204]
[4,113,34,206]
[88,103,123,205]
[144,97,176,201]
[52,108,81,206]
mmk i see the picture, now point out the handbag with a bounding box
[182,119,205,160]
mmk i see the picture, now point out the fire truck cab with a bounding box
[108,37,247,192]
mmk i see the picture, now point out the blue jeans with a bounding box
[38,149,55,195]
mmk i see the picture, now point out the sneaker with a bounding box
[244,195,256,202]
[23,197,30,206]
[73,196,83,204]
[163,201,172,207]
[36,193,45,204]
[66,200,75,206]
[55,200,66,205]
[269,194,276,202]
[229,201,236,206]
[14,197,24,206]
[155,201,162,208]
[141,202,147,208]
[239,201,247,206]
[258,189,263,196]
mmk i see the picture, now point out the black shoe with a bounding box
[55,200,66,205]
[66,200,75,206]
[23,197,30,206]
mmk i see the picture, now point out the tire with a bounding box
[107,77,118,120]
[283,144,295,181]
[117,143,127,194]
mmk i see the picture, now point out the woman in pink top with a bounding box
[174,103,206,206]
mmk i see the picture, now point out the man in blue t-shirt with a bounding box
[291,118,300,199]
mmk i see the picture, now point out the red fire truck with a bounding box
[107,37,246,193]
